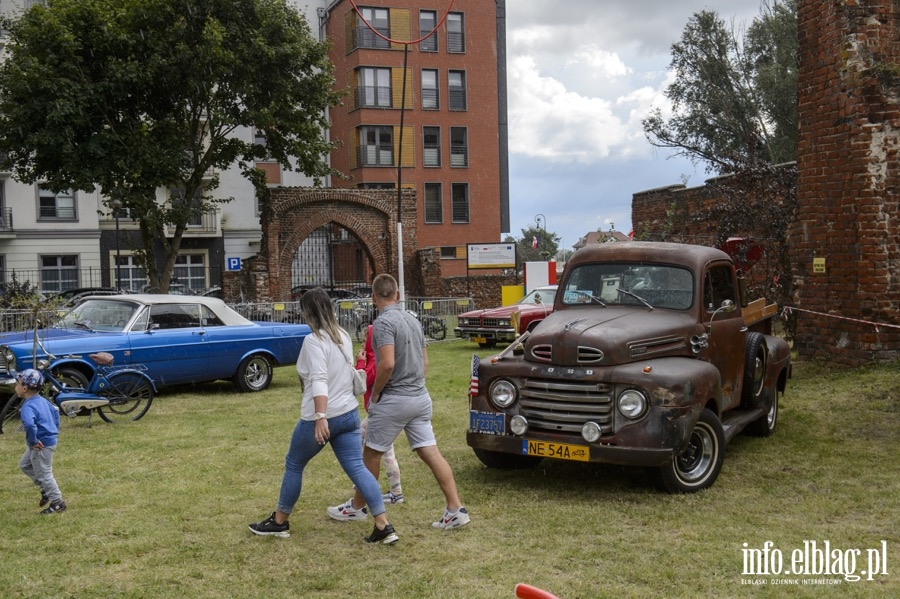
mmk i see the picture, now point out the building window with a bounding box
[451,183,469,223]
[421,69,439,110]
[254,128,275,162]
[423,127,441,167]
[38,186,76,220]
[450,127,468,167]
[40,255,78,294]
[358,126,394,167]
[440,246,459,259]
[115,254,147,293]
[174,254,207,292]
[448,70,467,111]
[357,67,392,108]
[419,10,437,52]
[447,13,465,53]
[354,7,390,50]
[170,188,204,227]
[0,255,5,283]
[424,183,442,223]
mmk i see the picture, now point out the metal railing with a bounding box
[0,298,478,341]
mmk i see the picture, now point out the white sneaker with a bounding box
[326,498,369,522]
[382,491,404,505]
[431,506,470,530]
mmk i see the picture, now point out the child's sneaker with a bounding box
[432,506,470,530]
[364,523,399,544]
[248,513,290,538]
[326,498,368,522]
[382,491,404,504]
[40,500,66,515]
[39,492,49,507]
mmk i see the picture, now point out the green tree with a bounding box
[506,226,561,268]
[0,0,342,291]
[642,0,797,175]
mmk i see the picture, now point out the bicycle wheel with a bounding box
[424,316,447,341]
[97,371,153,424]
[0,395,23,435]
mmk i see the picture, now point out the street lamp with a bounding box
[534,213,546,232]
[112,199,122,290]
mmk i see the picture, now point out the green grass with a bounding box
[1,342,898,598]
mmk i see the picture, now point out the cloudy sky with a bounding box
[505,0,765,250]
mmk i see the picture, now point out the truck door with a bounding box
[702,264,745,410]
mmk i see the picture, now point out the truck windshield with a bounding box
[561,264,694,310]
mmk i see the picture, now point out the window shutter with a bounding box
[393,126,415,167]
[344,11,355,53]
[391,68,413,109]
[348,68,359,110]
[389,8,410,51]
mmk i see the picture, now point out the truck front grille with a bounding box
[519,379,614,435]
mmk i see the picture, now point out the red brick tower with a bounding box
[792,0,900,363]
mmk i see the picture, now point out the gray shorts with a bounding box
[364,391,436,452]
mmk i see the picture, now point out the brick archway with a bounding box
[252,187,417,301]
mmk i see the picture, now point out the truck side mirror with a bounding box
[706,299,736,332]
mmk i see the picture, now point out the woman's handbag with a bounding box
[340,340,367,396]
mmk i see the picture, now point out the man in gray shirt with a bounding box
[327,274,470,530]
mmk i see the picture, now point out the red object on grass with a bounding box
[515,583,560,599]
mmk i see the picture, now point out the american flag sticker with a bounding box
[469,354,480,396]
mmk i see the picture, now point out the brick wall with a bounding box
[632,1,900,365]
[791,0,900,364]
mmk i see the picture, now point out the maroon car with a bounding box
[454,285,557,348]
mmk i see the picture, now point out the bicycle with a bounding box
[1,351,156,433]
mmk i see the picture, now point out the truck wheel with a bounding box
[746,391,779,437]
[473,447,542,469]
[741,332,767,407]
[648,408,724,493]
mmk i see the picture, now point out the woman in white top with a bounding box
[249,288,398,544]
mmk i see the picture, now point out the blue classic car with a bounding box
[0,294,311,394]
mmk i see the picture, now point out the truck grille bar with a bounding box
[519,379,614,434]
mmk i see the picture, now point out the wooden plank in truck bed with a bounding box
[743,298,778,326]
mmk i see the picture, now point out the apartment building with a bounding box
[0,0,508,295]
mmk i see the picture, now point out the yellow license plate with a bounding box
[523,440,590,462]
[473,336,487,344]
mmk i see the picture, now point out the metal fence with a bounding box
[0,297,478,343]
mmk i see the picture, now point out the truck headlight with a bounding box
[618,389,648,419]
[489,379,518,408]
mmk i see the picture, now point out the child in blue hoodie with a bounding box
[15,369,66,514]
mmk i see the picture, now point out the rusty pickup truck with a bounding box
[466,242,791,492]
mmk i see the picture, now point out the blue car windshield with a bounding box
[561,263,694,310]
[59,299,139,332]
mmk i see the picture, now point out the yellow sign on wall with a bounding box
[813,258,826,274]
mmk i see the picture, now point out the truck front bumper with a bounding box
[467,401,700,469]
[467,430,676,467]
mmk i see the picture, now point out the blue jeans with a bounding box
[277,409,386,517]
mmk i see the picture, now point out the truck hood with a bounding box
[525,307,700,366]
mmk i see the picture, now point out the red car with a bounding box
[454,285,557,348]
